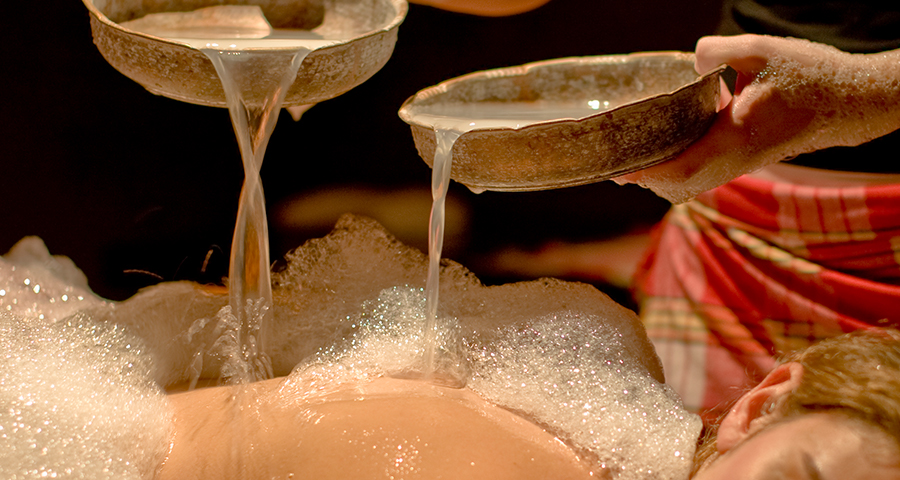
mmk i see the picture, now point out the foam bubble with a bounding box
[468,313,700,480]
[0,312,171,480]
[287,286,700,480]
[288,286,468,392]
[1,220,698,478]
[1,237,107,323]
[267,215,663,383]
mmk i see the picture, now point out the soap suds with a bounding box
[2,220,699,479]
[287,286,701,480]
[0,312,171,480]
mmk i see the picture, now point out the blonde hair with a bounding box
[692,328,900,476]
[781,328,900,435]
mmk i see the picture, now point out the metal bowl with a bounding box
[83,0,407,107]
[398,52,725,192]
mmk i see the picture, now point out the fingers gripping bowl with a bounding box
[399,52,725,192]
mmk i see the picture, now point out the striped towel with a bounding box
[633,165,900,424]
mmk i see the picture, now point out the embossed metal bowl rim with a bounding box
[82,0,408,106]
[398,51,724,134]
[83,0,408,53]
[398,52,725,191]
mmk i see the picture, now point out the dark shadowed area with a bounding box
[1,0,722,302]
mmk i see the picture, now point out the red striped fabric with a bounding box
[634,168,900,424]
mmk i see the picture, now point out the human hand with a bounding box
[614,34,900,203]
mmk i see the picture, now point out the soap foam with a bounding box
[1,237,107,323]
[1,221,697,479]
[468,314,699,479]
[291,286,468,389]
[639,36,900,203]
[287,285,701,480]
[266,215,664,384]
[0,312,171,480]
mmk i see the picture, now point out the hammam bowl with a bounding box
[83,0,407,107]
[398,53,725,192]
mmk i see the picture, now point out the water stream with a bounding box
[422,128,459,378]
[416,99,613,380]
[123,8,344,385]
[205,47,309,383]
[123,9,349,475]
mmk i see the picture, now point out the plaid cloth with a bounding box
[633,165,900,424]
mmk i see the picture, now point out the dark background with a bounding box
[1,0,723,301]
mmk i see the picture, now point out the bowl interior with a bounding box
[92,0,326,29]
[401,53,707,128]
[91,0,402,40]
[84,0,407,106]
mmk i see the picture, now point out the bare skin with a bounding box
[158,377,601,480]
[694,362,900,480]
[409,0,552,16]
[694,413,900,480]
[615,35,900,203]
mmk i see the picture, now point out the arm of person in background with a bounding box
[614,34,900,203]
[409,0,551,16]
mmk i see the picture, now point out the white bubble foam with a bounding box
[2,222,698,479]
[287,286,700,480]
[1,237,107,323]
[287,286,467,392]
[0,312,171,480]
[267,215,664,383]
[468,313,700,480]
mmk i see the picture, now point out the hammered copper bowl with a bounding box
[398,52,725,192]
[83,0,407,107]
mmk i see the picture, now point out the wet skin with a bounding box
[159,377,602,480]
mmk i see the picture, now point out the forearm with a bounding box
[410,0,551,16]
[617,36,900,203]
[835,48,900,144]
